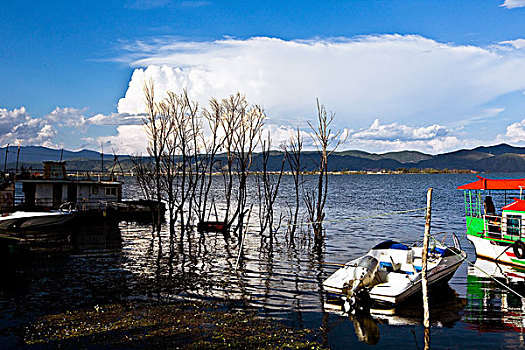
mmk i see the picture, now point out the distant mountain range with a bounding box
[1,143,525,173]
[250,144,525,173]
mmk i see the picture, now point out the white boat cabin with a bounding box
[500,199,525,237]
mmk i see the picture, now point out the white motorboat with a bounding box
[0,210,75,230]
[323,236,466,310]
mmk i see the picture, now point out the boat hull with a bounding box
[467,234,525,268]
[369,256,463,305]
[0,211,75,230]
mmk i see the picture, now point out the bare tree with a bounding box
[256,132,285,235]
[195,99,226,224]
[305,99,345,246]
[131,155,157,228]
[141,79,170,237]
[285,127,304,240]
[157,90,202,240]
[218,93,265,235]
[138,86,266,242]
[182,90,204,231]
[157,92,182,239]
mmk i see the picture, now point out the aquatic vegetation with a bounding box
[22,300,324,349]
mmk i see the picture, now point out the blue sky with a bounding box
[1,0,525,154]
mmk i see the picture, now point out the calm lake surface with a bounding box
[1,173,525,348]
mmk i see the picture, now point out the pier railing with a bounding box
[8,196,118,211]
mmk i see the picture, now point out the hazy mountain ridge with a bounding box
[1,143,524,173]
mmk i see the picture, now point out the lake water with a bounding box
[1,173,525,349]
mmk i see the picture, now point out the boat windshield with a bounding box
[372,240,408,250]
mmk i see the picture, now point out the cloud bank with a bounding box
[117,35,525,132]
[108,34,525,153]
[6,34,525,155]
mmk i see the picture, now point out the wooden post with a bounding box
[422,187,432,329]
[424,326,431,350]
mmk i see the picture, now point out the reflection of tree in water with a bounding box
[314,242,330,348]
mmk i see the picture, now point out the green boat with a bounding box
[458,176,525,267]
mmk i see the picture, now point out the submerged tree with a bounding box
[217,93,265,236]
[137,84,269,241]
[304,99,345,246]
[194,98,225,224]
[141,79,170,237]
[256,132,286,236]
[285,127,304,240]
[156,90,201,239]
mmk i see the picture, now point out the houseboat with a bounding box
[16,161,121,211]
[0,161,163,228]
[458,176,525,267]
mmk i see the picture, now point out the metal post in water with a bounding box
[4,143,8,173]
[101,143,104,175]
[16,141,20,175]
[422,187,432,329]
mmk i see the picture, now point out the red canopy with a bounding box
[457,176,525,190]
[502,198,525,212]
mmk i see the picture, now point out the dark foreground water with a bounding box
[1,173,525,349]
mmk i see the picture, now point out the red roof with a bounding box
[457,176,525,190]
[502,199,525,212]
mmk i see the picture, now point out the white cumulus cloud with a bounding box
[500,39,525,49]
[45,107,87,129]
[500,0,525,9]
[87,112,144,126]
[496,118,525,144]
[351,119,449,141]
[96,125,148,155]
[342,119,462,154]
[0,107,57,147]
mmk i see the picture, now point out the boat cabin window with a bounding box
[105,187,117,196]
[506,214,521,236]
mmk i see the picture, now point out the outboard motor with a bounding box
[343,255,379,314]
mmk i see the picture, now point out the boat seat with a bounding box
[389,256,401,272]
[378,255,401,272]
